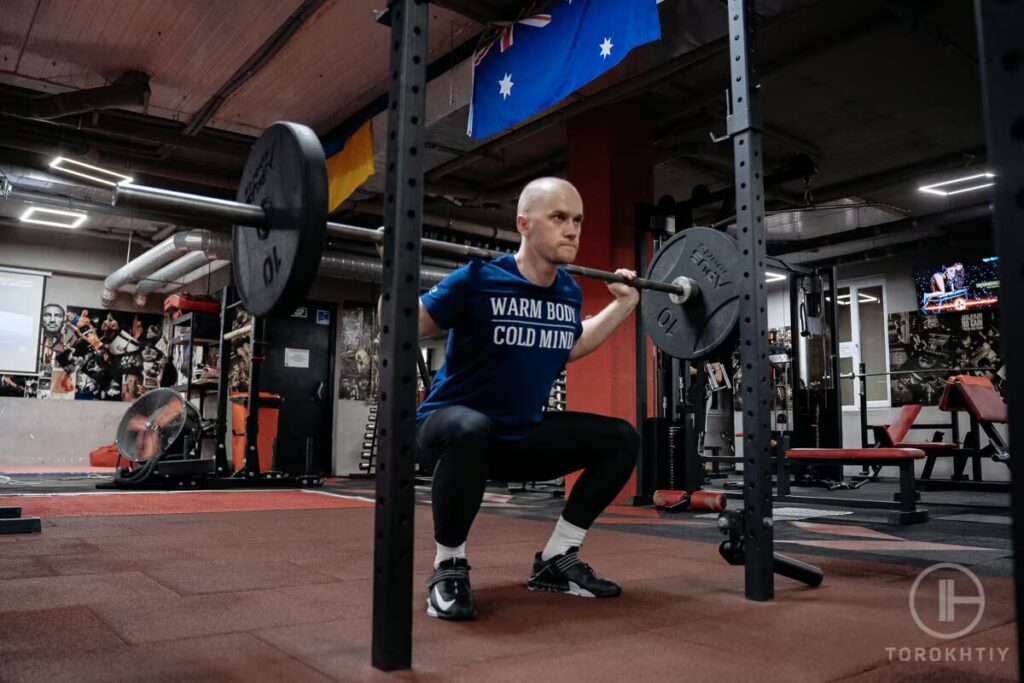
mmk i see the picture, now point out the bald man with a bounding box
[411,177,640,621]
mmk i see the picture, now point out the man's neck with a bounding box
[514,248,559,288]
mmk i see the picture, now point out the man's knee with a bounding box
[608,418,639,469]
[424,406,496,453]
[446,410,496,446]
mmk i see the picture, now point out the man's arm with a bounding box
[418,301,444,339]
[567,269,639,362]
[375,227,447,339]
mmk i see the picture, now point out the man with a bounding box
[40,303,66,366]
[41,303,65,336]
[382,177,640,621]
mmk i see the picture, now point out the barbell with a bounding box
[112,121,742,359]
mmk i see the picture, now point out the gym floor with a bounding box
[0,477,1015,682]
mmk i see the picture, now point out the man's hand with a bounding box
[606,268,640,305]
[568,268,640,362]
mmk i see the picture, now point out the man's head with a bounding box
[41,303,65,334]
[516,177,583,265]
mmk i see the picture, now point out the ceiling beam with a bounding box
[181,0,329,136]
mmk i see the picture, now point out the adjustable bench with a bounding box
[785,448,928,525]
[869,403,959,481]
[939,375,1008,464]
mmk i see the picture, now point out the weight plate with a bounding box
[641,227,740,359]
[234,122,328,317]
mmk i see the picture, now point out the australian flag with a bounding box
[468,0,662,139]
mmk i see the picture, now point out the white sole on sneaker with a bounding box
[526,580,596,597]
[568,581,596,597]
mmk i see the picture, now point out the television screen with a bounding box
[913,256,1000,314]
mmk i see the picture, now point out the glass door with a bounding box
[836,280,890,408]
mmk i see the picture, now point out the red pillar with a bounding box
[564,100,654,505]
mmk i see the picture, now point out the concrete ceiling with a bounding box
[0,0,995,265]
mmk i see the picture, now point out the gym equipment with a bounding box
[652,489,727,512]
[110,133,750,360]
[102,394,205,484]
[939,375,1008,462]
[718,510,824,587]
[110,387,208,486]
[846,367,1008,491]
[116,388,201,463]
[233,122,327,317]
[0,506,41,534]
[783,448,929,525]
[641,228,740,360]
[116,163,707,319]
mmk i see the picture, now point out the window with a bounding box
[836,279,889,408]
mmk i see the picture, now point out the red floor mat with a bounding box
[0,491,374,518]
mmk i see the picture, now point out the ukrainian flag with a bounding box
[323,119,375,211]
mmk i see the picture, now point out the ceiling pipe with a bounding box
[150,248,455,308]
[0,71,150,120]
[100,229,221,305]
[350,201,520,243]
[158,260,231,295]
[317,251,452,288]
[132,232,233,305]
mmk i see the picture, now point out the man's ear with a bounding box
[516,214,529,236]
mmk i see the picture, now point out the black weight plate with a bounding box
[641,227,740,359]
[234,122,327,317]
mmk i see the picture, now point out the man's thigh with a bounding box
[488,412,631,482]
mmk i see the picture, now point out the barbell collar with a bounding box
[113,183,700,301]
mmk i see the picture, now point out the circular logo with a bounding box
[909,563,985,639]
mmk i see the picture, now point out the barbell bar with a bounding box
[110,121,741,359]
[113,183,698,299]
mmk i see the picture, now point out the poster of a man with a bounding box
[41,303,65,335]
[40,303,67,366]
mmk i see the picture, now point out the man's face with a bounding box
[519,183,583,265]
[42,305,64,334]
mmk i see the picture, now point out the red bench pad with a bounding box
[786,448,924,460]
[896,441,957,450]
[939,375,1007,423]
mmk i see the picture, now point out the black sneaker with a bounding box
[526,547,621,598]
[426,558,476,620]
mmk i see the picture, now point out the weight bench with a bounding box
[869,403,959,480]
[939,375,1009,464]
[785,448,928,525]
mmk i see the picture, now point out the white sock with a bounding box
[434,542,466,568]
[541,516,587,561]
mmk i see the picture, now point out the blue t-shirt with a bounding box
[417,254,583,439]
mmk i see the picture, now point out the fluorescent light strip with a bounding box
[49,157,134,187]
[919,172,995,196]
[765,271,787,283]
[20,206,88,229]
[945,183,995,196]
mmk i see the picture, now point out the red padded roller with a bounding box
[688,491,726,512]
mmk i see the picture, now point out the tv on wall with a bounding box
[913,256,1000,314]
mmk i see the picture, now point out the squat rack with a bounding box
[372,0,1023,675]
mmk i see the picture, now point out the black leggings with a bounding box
[416,406,639,547]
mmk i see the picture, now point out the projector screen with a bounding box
[0,268,46,374]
